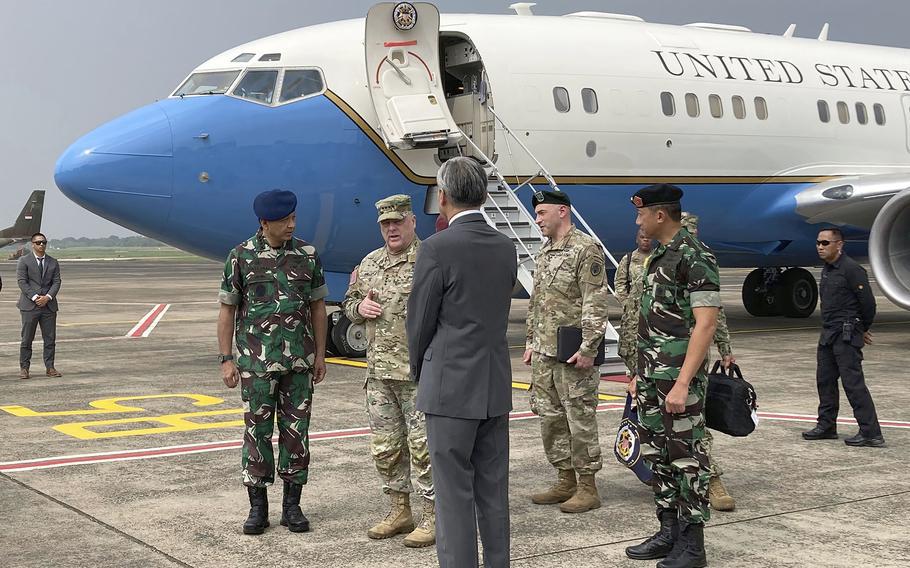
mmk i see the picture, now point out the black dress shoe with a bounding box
[844,432,885,447]
[802,426,838,440]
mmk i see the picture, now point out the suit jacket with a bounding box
[407,213,518,419]
[17,253,61,312]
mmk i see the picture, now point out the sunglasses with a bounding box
[32,240,47,246]
[816,239,841,247]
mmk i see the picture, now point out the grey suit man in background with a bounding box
[17,232,62,379]
[407,157,518,568]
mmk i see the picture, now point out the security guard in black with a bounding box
[806,228,882,446]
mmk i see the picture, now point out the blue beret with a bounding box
[631,184,683,208]
[254,190,297,221]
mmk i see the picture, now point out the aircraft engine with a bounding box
[869,188,910,310]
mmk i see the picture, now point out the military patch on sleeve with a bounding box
[591,262,603,277]
[349,267,359,285]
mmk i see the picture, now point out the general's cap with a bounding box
[531,189,571,208]
[254,190,297,221]
[631,184,684,208]
[681,212,700,232]
[375,194,412,222]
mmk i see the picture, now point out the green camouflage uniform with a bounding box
[219,231,328,488]
[636,226,721,523]
[681,212,732,479]
[616,249,649,375]
[527,226,610,475]
[343,236,433,500]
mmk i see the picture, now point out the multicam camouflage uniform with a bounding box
[636,226,721,523]
[343,238,433,500]
[527,226,610,475]
[220,231,328,488]
[616,249,649,375]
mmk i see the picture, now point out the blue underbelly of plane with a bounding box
[55,93,868,302]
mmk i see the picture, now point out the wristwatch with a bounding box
[218,354,234,364]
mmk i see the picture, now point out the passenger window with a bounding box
[856,102,868,125]
[553,87,570,112]
[754,97,768,120]
[709,94,723,118]
[280,69,324,103]
[817,100,830,123]
[837,101,850,124]
[685,93,699,117]
[581,88,598,114]
[732,95,746,119]
[874,103,886,125]
[660,92,676,116]
[259,53,281,62]
[231,53,255,63]
[232,70,279,104]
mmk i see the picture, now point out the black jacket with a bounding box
[819,254,875,345]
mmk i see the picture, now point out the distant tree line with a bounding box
[49,236,168,249]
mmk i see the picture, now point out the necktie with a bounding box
[38,257,44,278]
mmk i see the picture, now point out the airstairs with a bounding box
[455,108,625,369]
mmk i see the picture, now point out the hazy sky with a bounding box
[4,0,910,237]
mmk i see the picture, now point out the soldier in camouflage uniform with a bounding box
[342,194,435,548]
[217,189,328,535]
[624,185,720,568]
[524,190,610,514]
[616,229,653,376]
[681,212,736,512]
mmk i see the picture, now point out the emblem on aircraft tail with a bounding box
[393,2,417,31]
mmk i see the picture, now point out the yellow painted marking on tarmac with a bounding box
[326,357,368,368]
[54,409,244,440]
[511,381,622,401]
[0,394,225,417]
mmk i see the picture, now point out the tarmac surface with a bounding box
[0,259,907,568]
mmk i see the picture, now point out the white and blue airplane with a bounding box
[55,2,910,353]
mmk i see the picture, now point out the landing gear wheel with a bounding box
[329,313,368,358]
[775,268,818,318]
[742,268,780,317]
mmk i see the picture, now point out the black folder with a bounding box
[556,326,605,366]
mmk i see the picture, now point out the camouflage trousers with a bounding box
[618,299,639,375]
[703,429,723,478]
[366,378,434,499]
[530,353,602,475]
[240,370,313,487]
[635,375,711,523]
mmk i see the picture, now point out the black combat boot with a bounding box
[625,507,678,560]
[658,521,707,568]
[280,481,311,532]
[243,486,269,535]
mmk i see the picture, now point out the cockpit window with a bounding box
[232,70,279,104]
[173,70,241,96]
[279,69,325,103]
[259,53,281,62]
[231,53,255,63]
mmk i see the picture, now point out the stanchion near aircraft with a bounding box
[54,2,910,356]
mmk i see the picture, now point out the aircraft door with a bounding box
[365,2,462,149]
[902,94,910,152]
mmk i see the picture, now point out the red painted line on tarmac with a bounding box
[601,373,629,383]
[126,304,169,338]
[2,404,904,473]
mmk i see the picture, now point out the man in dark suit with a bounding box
[17,233,62,379]
[407,157,518,568]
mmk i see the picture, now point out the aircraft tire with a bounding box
[742,269,780,317]
[330,314,368,358]
[775,268,818,318]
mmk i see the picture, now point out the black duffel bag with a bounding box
[705,361,757,437]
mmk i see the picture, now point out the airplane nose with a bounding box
[55,103,173,231]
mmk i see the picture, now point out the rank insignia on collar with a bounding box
[393,2,417,31]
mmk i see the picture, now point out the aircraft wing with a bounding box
[795,173,910,310]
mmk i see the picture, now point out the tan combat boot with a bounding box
[531,469,577,504]
[560,474,601,513]
[403,498,435,548]
[367,491,414,539]
[708,475,735,511]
